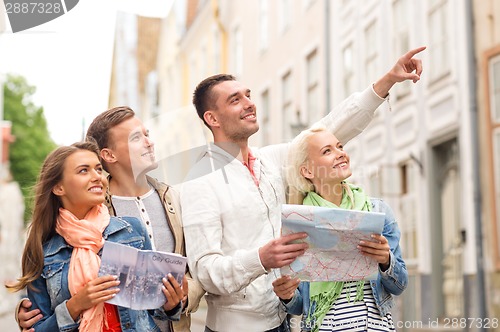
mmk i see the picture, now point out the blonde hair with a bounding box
[286,124,328,195]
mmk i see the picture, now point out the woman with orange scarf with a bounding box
[8,142,187,331]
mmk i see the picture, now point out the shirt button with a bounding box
[146,221,150,225]
[125,322,131,329]
[142,209,145,212]
[149,234,152,238]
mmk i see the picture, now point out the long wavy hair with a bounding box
[7,141,99,291]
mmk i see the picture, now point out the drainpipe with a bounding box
[324,0,331,114]
[465,0,487,328]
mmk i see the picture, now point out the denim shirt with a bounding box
[282,199,408,331]
[28,216,179,332]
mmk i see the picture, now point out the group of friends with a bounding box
[6,46,425,332]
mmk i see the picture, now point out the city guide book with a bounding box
[98,241,187,310]
[281,204,385,282]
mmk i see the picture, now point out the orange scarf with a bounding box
[56,204,110,331]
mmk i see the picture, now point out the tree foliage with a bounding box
[3,74,57,221]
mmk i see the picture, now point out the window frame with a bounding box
[260,88,271,145]
[232,25,243,77]
[259,0,269,51]
[392,0,411,99]
[428,0,450,82]
[281,70,293,139]
[483,46,500,270]
[279,0,292,34]
[364,20,378,87]
[343,43,354,98]
[399,161,419,266]
[306,48,320,122]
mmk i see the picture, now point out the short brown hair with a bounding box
[192,74,236,127]
[86,106,135,171]
[86,106,135,150]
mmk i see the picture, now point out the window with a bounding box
[368,172,381,197]
[428,0,449,80]
[364,21,378,86]
[494,130,500,255]
[279,0,292,33]
[213,26,221,73]
[495,129,500,204]
[491,56,500,122]
[306,49,320,122]
[146,71,159,118]
[189,54,197,96]
[343,43,354,97]
[232,25,243,77]
[399,162,418,263]
[259,0,269,50]
[428,0,441,7]
[282,71,293,139]
[200,43,207,78]
[260,89,271,145]
[392,0,411,98]
[489,53,500,267]
[166,66,174,108]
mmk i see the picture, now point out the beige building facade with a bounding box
[329,1,482,329]
[474,0,500,324]
[108,12,162,120]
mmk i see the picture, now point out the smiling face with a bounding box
[301,131,352,189]
[53,150,107,219]
[106,116,157,179]
[205,80,259,143]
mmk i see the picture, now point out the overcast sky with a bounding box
[0,0,171,145]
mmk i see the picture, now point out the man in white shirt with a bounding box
[180,47,425,332]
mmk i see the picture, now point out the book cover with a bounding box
[98,241,187,310]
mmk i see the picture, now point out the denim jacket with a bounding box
[28,216,178,332]
[282,199,408,331]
